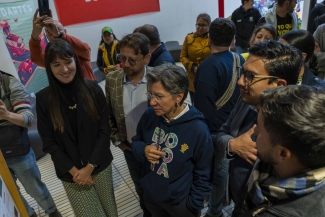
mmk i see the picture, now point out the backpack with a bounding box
[0,71,30,159]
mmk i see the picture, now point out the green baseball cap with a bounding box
[102,26,113,34]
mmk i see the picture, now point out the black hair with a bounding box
[137,24,161,46]
[99,33,117,45]
[260,85,325,169]
[44,39,99,132]
[249,40,303,85]
[241,0,249,5]
[280,30,319,74]
[118,33,150,56]
[278,0,294,6]
[209,18,236,47]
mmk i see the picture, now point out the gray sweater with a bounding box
[0,72,33,128]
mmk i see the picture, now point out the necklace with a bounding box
[68,103,77,110]
[61,94,77,110]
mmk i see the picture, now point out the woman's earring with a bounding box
[177,102,180,107]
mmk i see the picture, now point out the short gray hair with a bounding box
[146,64,189,105]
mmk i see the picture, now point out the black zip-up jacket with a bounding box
[231,6,261,48]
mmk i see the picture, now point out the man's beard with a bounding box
[257,151,278,166]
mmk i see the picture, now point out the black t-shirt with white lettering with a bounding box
[276,14,292,37]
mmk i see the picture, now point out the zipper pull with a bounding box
[81,160,84,166]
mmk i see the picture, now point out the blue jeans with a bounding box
[6,148,56,216]
[206,135,229,217]
[124,150,152,217]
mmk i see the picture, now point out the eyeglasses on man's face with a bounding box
[195,23,208,28]
[241,68,279,85]
[146,92,166,102]
[117,54,144,66]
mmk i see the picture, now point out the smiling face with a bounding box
[50,56,76,84]
[237,55,278,106]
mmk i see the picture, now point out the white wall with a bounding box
[224,0,242,18]
[36,0,220,61]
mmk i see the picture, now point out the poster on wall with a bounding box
[0,0,48,94]
[254,0,304,28]
[0,176,21,217]
[54,0,160,26]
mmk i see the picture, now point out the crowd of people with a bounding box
[1,1,325,217]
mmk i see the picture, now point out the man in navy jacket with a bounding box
[137,24,175,67]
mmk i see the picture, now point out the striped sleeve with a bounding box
[9,76,33,127]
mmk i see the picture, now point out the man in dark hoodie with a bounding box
[136,24,175,67]
[132,64,213,217]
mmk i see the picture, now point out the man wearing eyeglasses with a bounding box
[215,40,303,217]
[105,32,152,217]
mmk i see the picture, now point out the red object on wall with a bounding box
[53,0,160,26]
[218,0,224,18]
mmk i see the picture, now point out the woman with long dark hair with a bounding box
[36,39,118,216]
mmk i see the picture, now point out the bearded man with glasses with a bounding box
[215,40,304,217]
[105,32,152,217]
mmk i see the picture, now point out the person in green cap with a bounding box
[97,26,121,73]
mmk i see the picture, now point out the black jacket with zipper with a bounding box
[231,6,261,48]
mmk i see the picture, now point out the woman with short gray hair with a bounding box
[131,64,213,217]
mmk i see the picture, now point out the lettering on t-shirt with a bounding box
[277,23,292,36]
[277,14,293,36]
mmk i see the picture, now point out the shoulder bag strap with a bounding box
[215,52,241,110]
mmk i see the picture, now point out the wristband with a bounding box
[88,161,98,168]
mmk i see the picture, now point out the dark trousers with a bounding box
[144,193,201,217]
[229,156,253,217]
[123,150,152,217]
